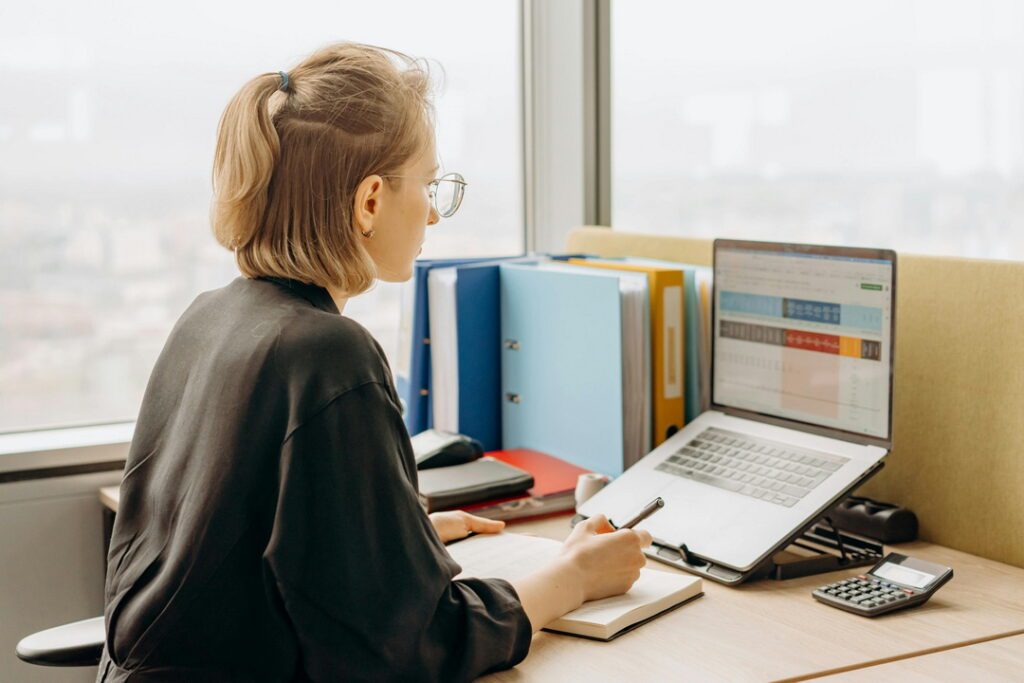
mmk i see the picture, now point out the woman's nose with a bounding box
[427,204,440,226]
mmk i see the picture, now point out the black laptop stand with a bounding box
[638,514,882,585]
[577,462,887,586]
[750,517,883,581]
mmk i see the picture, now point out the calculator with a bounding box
[812,552,953,617]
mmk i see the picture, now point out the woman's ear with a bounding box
[353,174,384,237]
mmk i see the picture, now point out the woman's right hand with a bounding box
[559,514,652,602]
[510,513,654,632]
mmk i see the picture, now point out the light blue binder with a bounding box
[500,263,627,476]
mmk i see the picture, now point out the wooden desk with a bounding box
[100,485,119,512]
[100,486,120,570]
[481,516,1024,682]
[818,634,1024,681]
[99,488,1024,680]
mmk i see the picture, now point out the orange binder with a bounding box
[568,259,685,446]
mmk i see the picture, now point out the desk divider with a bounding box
[566,226,1024,569]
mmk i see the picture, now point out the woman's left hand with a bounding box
[430,510,505,543]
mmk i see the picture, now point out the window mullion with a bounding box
[522,0,610,253]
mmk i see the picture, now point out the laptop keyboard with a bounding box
[654,427,849,507]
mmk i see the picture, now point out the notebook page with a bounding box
[448,532,561,583]
[449,532,701,631]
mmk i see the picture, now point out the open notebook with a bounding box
[447,532,703,641]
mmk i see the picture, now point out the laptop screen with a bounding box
[712,241,895,445]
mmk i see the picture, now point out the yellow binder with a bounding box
[568,259,685,446]
[697,274,712,414]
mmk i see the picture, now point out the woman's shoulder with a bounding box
[274,305,394,393]
[273,311,402,434]
[183,276,397,419]
[279,309,384,361]
[205,276,390,383]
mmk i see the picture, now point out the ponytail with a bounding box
[210,43,434,295]
[211,72,284,250]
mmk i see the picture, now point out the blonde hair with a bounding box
[211,42,434,295]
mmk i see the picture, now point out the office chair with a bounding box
[16,616,105,667]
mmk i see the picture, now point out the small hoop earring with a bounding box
[361,228,375,239]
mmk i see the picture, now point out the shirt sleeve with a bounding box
[264,381,532,683]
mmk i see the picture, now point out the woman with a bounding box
[98,43,651,682]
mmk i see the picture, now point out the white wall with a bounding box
[0,470,122,682]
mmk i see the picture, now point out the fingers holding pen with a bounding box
[615,526,654,550]
[583,513,617,534]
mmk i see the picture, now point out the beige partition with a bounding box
[566,226,1024,569]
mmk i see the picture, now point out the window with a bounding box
[612,0,1024,260]
[0,1,522,432]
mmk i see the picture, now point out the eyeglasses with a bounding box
[382,172,467,218]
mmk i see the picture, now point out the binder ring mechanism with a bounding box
[504,339,520,402]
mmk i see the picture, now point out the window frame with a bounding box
[522,0,611,252]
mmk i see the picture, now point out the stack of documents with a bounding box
[626,257,713,419]
[573,256,714,421]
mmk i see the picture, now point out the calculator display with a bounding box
[872,562,935,588]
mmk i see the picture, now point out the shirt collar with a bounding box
[261,277,340,315]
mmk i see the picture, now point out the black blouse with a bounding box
[96,277,532,682]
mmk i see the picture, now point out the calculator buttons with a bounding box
[813,575,915,615]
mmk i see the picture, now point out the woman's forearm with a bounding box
[511,558,585,633]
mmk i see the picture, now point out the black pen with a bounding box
[613,497,665,530]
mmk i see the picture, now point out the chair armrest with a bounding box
[16,616,105,667]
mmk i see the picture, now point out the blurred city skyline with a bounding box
[612,0,1024,259]
[0,1,522,432]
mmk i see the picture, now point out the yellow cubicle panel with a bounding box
[566,226,1024,569]
[567,226,714,268]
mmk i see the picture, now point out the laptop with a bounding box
[578,239,896,583]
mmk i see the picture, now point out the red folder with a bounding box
[459,449,590,522]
